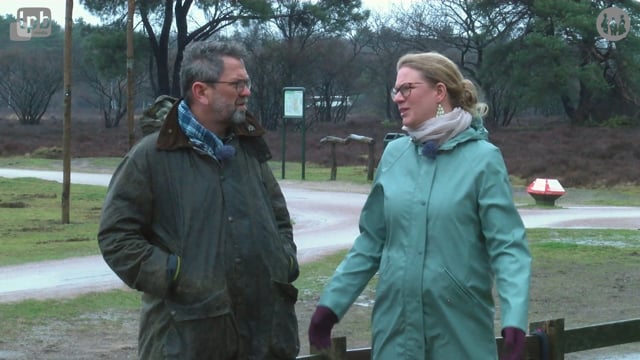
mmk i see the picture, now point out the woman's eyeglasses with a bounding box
[390,82,424,99]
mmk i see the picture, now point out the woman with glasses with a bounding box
[309,52,531,360]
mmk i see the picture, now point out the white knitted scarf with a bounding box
[402,107,472,145]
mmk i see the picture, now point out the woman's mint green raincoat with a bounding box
[318,119,531,359]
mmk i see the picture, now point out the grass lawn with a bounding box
[1,233,639,357]
[0,177,106,266]
[1,159,640,358]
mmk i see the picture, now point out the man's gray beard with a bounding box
[231,109,246,124]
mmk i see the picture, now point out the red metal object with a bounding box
[526,178,566,206]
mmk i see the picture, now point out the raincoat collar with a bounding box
[438,116,489,151]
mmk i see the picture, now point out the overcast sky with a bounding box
[3,0,635,29]
[1,0,420,28]
[1,0,101,25]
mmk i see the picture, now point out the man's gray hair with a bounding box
[180,41,248,104]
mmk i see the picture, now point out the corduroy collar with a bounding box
[156,98,266,151]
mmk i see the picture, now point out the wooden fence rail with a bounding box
[531,318,640,359]
[296,318,640,360]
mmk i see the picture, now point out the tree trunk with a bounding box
[140,0,173,96]
[561,81,593,126]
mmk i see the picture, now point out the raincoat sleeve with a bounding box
[98,147,173,298]
[261,162,298,282]
[478,148,531,332]
[318,183,386,319]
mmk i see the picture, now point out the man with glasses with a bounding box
[98,40,300,359]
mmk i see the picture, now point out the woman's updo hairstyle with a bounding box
[397,52,488,117]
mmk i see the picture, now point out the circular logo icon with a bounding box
[597,7,631,41]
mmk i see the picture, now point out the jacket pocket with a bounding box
[163,291,238,359]
[269,281,300,359]
[166,289,231,321]
[163,313,238,360]
[441,267,480,305]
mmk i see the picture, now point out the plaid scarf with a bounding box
[177,100,228,160]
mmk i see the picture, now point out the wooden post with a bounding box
[366,141,375,181]
[321,135,373,182]
[330,143,337,181]
[310,336,347,360]
[61,0,73,224]
[530,318,565,360]
[126,0,136,148]
[320,136,345,181]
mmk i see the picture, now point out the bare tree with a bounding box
[305,36,367,125]
[81,74,148,128]
[359,13,415,121]
[242,0,370,128]
[0,49,63,125]
[396,0,530,126]
[82,0,272,96]
[78,25,151,128]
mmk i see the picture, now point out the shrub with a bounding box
[31,146,63,159]
[603,115,638,128]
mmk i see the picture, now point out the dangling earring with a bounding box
[436,103,445,117]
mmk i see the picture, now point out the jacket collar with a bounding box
[438,117,489,151]
[157,98,266,151]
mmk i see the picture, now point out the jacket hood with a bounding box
[438,116,489,152]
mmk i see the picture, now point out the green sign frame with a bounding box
[281,87,306,179]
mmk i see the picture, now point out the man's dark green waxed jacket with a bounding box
[98,98,299,359]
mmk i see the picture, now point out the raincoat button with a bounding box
[170,310,176,316]
[235,258,242,264]
[228,216,234,222]
[421,201,426,206]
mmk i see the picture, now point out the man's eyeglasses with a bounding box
[202,79,252,93]
[390,82,424,99]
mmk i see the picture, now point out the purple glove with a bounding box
[501,327,526,360]
[308,306,338,349]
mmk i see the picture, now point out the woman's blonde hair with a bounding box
[397,52,488,117]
